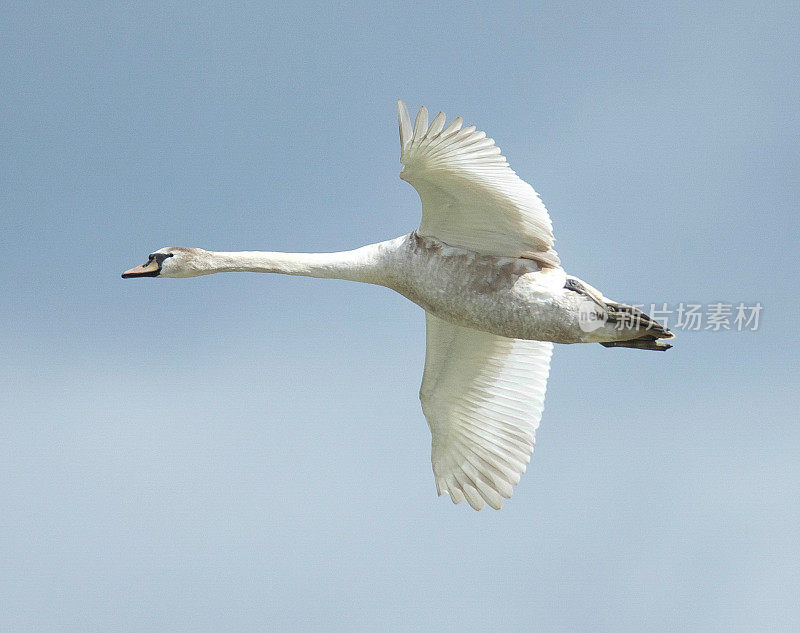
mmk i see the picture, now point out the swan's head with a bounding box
[122,247,209,279]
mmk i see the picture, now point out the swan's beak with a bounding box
[122,259,160,278]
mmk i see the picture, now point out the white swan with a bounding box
[123,102,673,510]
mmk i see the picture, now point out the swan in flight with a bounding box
[123,101,673,510]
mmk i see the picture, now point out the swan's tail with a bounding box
[600,335,673,351]
[600,303,675,351]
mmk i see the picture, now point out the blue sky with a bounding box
[2,2,799,632]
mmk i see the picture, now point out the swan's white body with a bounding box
[124,102,672,510]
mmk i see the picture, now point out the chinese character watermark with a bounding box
[577,301,762,333]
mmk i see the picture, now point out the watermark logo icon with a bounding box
[577,299,608,332]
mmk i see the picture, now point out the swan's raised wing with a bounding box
[398,101,559,267]
[420,313,553,510]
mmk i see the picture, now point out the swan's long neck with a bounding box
[199,241,388,284]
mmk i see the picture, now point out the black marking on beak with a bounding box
[121,253,173,278]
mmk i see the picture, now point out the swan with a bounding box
[123,101,673,510]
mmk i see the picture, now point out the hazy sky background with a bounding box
[2,2,799,632]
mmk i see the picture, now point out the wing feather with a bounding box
[398,101,559,267]
[412,106,429,143]
[420,313,553,510]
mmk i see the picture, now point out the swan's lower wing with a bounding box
[420,313,553,510]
